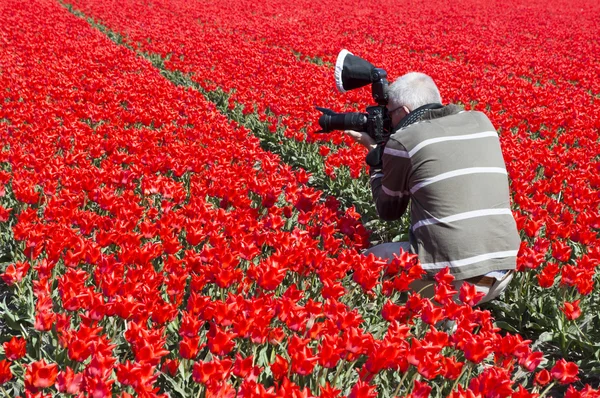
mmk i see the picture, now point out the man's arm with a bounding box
[369,138,411,221]
[343,130,411,221]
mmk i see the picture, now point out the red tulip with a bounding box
[0,360,12,385]
[3,337,26,361]
[458,283,486,306]
[534,369,552,386]
[56,367,83,395]
[562,299,582,321]
[0,262,30,285]
[551,359,579,384]
[25,359,58,390]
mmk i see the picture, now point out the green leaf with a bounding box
[494,321,519,333]
[531,331,554,350]
[160,371,188,398]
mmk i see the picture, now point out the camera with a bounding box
[315,50,393,167]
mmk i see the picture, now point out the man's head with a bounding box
[387,72,442,126]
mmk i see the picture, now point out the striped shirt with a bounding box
[370,105,521,280]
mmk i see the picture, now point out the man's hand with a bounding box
[344,130,377,151]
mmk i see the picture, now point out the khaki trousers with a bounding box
[363,242,514,305]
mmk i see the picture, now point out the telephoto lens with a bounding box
[316,107,368,133]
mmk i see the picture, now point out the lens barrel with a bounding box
[318,112,368,132]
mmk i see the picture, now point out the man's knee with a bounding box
[477,271,514,304]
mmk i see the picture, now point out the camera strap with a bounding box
[394,103,443,132]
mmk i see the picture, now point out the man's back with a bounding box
[379,105,521,280]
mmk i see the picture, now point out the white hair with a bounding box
[388,72,441,111]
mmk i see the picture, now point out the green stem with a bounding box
[252,344,258,367]
[416,282,434,296]
[14,280,24,297]
[1,385,9,397]
[344,285,359,302]
[321,367,330,388]
[407,371,420,391]
[521,271,530,302]
[538,381,556,398]
[463,363,473,389]
[450,363,470,393]
[332,361,345,387]
[392,368,412,397]
[315,366,324,391]
[342,360,357,384]
[573,320,594,346]
[560,289,568,355]
[35,332,43,359]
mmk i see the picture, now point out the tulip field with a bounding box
[1,0,599,396]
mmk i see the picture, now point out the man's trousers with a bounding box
[363,242,514,305]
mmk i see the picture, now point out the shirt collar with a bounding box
[394,103,463,131]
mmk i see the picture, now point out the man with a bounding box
[346,72,520,304]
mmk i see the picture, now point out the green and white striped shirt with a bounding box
[370,105,521,280]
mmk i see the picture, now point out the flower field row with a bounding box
[0,0,598,397]
[66,0,600,258]
[187,0,600,95]
[66,0,600,374]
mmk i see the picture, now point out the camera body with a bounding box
[316,51,393,167]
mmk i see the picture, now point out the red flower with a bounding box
[433,282,458,305]
[434,267,455,284]
[463,336,492,364]
[0,360,12,385]
[192,358,232,385]
[513,384,540,398]
[552,240,572,262]
[442,356,464,380]
[447,386,479,398]
[179,336,202,359]
[0,205,11,222]
[348,379,377,398]
[193,361,217,385]
[519,351,544,372]
[133,340,170,366]
[317,335,343,369]
[67,338,93,363]
[179,312,204,338]
[468,367,513,397]
[320,382,342,398]
[537,262,559,288]
[3,336,27,361]
[270,355,289,381]
[562,299,581,321]
[412,379,433,398]
[1,262,30,285]
[319,145,331,157]
[551,359,579,384]
[233,354,258,379]
[458,283,486,306]
[25,359,58,390]
[420,300,445,325]
[256,257,288,291]
[534,369,551,386]
[162,359,179,377]
[288,336,317,376]
[207,323,236,356]
[55,366,82,395]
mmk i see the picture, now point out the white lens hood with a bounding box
[335,49,351,93]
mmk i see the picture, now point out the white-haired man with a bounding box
[346,72,520,304]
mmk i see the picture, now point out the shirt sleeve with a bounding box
[369,139,411,221]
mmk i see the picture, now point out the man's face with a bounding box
[388,104,410,127]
